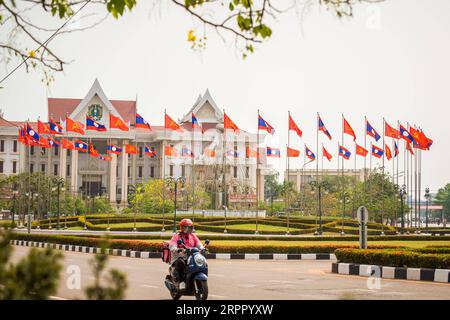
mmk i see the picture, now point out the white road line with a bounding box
[49,296,68,300]
[209,294,227,299]
[139,284,158,289]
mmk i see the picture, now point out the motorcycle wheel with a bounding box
[170,289,181,300]
[194,280,208,301]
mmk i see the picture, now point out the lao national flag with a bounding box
[258,115,275,135]
[107,144,122,155]
[267,147,280,157]
[227,150,240,158]
[136,113,151,130]
[366,121,381,142]
[49,119,63,134]
[74,140,88,152]
[400,124,415,144]
[26,124,40,142]
[339,145,352,160]
[372,145,384,158]
[305,146,316,161]
[145,146,156,157]
[182,146,194,158]
[48,138,59,148]
[99,155,112,161]
[86,116,107,131]
[318,115,332,140]
[394,142,399,157]
[192,113,203,132]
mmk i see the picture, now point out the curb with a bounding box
[331,262,450,283]
[10,240,336,260]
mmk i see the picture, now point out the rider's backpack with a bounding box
[161,241,171,264]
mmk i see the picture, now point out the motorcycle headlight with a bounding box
[194,254,206,267]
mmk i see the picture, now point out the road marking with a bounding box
[209,294,227,299]
[50,296,68,300]
[140,284,158,289]
[209,274,225,277]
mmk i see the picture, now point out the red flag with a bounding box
[385,122,400,139]
[246,146,259,158]
[410,127,433,150]
[406,142,414,155]
[110,114,129,131]
[99,155,112,161]
[164,114,182,131]
[223,113,240,133]
[61,138,75,150]
[89,144,99,157]
[343,118,356,141]
[356,144,369,157]
[39,136,52,148]
[37,120,51,134]
[125,144,138,154]
[203,148,216,158]
[288,115,302,138]
[322,146,333,161]
[66,117,85,135]
[385,145,392,161]
[164,145,178,156]
[286,147,300,158]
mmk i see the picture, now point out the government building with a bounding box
[0,80,270,209]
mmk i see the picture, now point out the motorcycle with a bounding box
[164,239,210,300]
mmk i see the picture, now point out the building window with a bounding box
[53,164,58,176]
[139,146,143,158]
[54,147,59,156]
[30,146,34,155]
[12,161,17,174]
[13,140,18,153]
[233,166,238,178]
[67,149,71,156]
[181,165,185,177]
[116,165,119,177]
[0,140,4,152]
[41,163,45,172]
[150,166,155,178]
[30,163,34,173]
[127,166,130,177]
[138,166,143,178]
[66,164,70,176]
[169,165,174,177]
[0,161,3,173]
[245,166,250,179]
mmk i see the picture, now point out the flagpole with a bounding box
[418,142,422,232]
[316,112,320,232]
[162,109,166,232]
[381,117,385,235]
[255,109,260,235]
[364,116,367,183]
[191,114,195,225]
[341,114,345,228]
[222,109,227,232]
[286,111,291,235]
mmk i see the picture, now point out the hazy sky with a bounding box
[0,0,449,194]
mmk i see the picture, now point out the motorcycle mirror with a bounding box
[177,239,183,245]
[205,239,210,245]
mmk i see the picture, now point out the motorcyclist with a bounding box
[169,219,205,285]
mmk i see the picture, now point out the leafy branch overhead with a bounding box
[0,0,384,82]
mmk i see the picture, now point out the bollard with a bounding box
[357,206,368,249]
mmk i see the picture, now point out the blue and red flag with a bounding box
[399,124,415,144]
[305,146,316,161]
[145,145,156,157]
[192,113,203,132]
[266,147,281,157]
[48,138,59,148]
[182,146,194,158]
[86,116,107,131]
[226,150,240,158]
[372,145,384,158]
[136,113,151,130]
[107,144,122,155]
[366,121,381,142]
[99,155,112,161]
[26,124,40,142]
[318,116,332,140]
[49,119,63,134]
[394,142,399,157]
[339,145,352,160]
[258,115,275,135]
[74,140,88,152]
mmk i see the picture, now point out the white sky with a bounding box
[0,0,449,194]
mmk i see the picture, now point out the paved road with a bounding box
[10,246,450,300]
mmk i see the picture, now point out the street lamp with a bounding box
[340,191,350,235]
[424,187,431,232]
[311,180,328,236]
[12,190,19,228]
[55,178,65,230]
[399,184,406,234]
[166,176,186,233]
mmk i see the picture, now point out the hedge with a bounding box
[334,248,450,269]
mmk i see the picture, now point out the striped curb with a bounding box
[10,240,336,260]
[332,262,450,283]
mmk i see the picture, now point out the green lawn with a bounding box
[94,222,161,228]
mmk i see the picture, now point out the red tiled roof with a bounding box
[48,98,136,125]
[0,117,37,129]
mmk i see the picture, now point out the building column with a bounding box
[59,148,67,179]
[109,154,117,204]
[131,151,137,186]
[120,140,129,205]
[19,143,27,174]
[71,150,78,193]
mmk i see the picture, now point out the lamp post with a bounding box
[340,191,350,235]
[424,187,431,231]
[399,184,406,233]
[55,178,65,230]
[166,176,186,233]
[12,190,19,228]
[311,180,327,236]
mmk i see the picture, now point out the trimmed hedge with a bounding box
[335,248,450,269]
